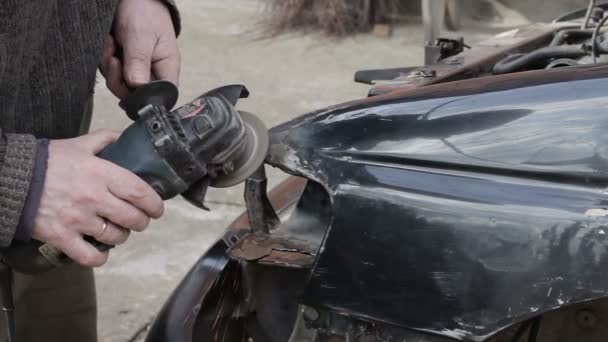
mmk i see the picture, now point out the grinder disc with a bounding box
[210,111,269,188]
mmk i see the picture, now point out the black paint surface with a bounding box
[268,74,608,340]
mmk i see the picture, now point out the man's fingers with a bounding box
[78,129,121,154]
[100,36,117,77]
[102,36,117,60]
[105,57,130,99]
[93,221,131,246]
[75,215,131,246]
[57,233,109,267]
[100,36,129,99]
[151,38,180,86]
[100,160,164,218]
[152,57,180,86]
[123,36,155,87]
[96,193,151,232]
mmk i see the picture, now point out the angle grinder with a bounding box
[1,81,269,273]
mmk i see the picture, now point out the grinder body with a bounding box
[99,119,183,198]
[1,82,268,272]
[100,84,267,202]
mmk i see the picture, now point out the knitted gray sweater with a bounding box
[0,0,180,247]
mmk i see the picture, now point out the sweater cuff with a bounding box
[0,134,36,247]
[161,0,181,37]
[14,139,49,242]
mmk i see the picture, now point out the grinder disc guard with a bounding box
[120,80,179,121]
[210,111,269,188]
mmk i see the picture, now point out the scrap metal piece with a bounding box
[244,166,280,234]
[230,234,316,269]
[369,24,560,96]
[354,67,419,85]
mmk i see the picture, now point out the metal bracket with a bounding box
[244,165,280,234]
[425,37,468,65]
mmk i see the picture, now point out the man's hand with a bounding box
[32,130,164,267]
[100,0,180,99]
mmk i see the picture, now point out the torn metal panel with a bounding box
[230,179,331,269]
[244,166,280,234]
[222,176,307,248]
[224,174,320,269]
[229,234,316,268]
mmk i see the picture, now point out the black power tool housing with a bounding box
[101,82,268,206]
[2,82,269,272]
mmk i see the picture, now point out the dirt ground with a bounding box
[90,0,582,341]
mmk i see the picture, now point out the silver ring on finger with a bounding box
[95,219,109,239]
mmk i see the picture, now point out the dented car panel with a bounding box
[265,66,608,340]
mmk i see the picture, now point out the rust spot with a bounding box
[260,249,315,268]
[223,176,315,268]
[229,233,316,268]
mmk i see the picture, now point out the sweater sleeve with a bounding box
[162,0,181,36]
[0,129,37,247]
[14,139,49,242]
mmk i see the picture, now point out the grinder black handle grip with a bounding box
[83,236,114,252]
[36,82,181,265]
[39,117,177,263]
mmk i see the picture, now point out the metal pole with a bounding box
[582,0,596,29]
[421,0,446,44]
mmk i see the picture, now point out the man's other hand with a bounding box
[100,0,180,99]
[32,130,165,267]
